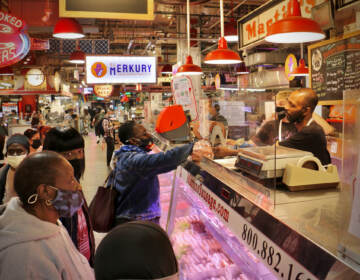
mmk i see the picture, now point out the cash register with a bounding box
[235,146,339,191]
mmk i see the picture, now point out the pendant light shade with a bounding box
[177,56,203,76]
[265,0,324,43]
[161,64,173,74]
[0,66,14,76]
[53,18,85,39]
[177,0,203,75]
[289,59,309,76]
[204,37,242,64]
[224,19,238,43]
[235,62,249,74]
[69,50,85,64]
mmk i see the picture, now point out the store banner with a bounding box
[30,38,49,50]
[239,0,317,47]
[85,56,157,84]
[0,11,30,67]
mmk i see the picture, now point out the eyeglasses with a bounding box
[7,149,27,156]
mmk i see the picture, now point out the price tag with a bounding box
[180,167,318,280]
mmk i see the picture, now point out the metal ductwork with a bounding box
[244,51,288,66]
[245,67,289,89]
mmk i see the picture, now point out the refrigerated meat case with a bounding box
[148,90,360,280]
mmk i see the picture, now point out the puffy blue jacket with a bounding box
[111,143,194,220]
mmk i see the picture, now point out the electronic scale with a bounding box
[234,146,339,191]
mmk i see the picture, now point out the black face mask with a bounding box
[276,106,286,120]
[287,108,306,124]
[138,137,153,152]
[31,139,41,149]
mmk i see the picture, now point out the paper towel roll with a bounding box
[296,155,325,172]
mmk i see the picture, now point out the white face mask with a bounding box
[6,154,27,169]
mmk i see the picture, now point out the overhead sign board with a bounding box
[94,84,113,98]
[0,11,30,68]
[85,56,157,84]
[60,0,154,21]
[238,0,317,48]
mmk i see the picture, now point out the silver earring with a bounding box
[45,200,52,206]
[27,194,38,205]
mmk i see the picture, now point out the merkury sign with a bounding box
[0,11,30,67]
[238,0,317,48]
[85,55,157,84]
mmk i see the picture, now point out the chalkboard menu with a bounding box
[309,31,360,101]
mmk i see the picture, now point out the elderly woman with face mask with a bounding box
[0,134,30,204]
[0,151,94,279]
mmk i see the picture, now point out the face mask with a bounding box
[287,108,305,124]
[139,137,153,152]
[31,139,41,149]
[276,107,286,120]
[49,187,83,217]
[7,154,27,169]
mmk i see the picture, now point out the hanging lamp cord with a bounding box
[187,0,190,55]
[220,0,224,37]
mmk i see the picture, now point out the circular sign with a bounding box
[0,11,30,68]
[94,85,113,98]
[284,54,297,81]
[26,68,45,87]
[91,62,107,78]
[312,49,322,72]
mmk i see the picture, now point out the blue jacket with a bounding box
[111,143,194,220]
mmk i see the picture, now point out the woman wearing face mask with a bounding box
[43,127,95,266]
[24,129,42,153]
[0,151,94,279]
[0,134,30,204]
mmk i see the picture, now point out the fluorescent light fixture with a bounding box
[224,35,238,42]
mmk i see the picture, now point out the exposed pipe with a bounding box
[208,0,247,30]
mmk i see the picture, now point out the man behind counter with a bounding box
[278,88,331,165]
[214,89,331,166]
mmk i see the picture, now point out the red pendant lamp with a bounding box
[224,18,238,43]
[161,64,173,74]
[176,0,202,76]
[265,0,324,43]
[289,58,308,76]
[235,62,249,74]
[53,18,85,39]
[69,49,85,64]
[204,0,242,64]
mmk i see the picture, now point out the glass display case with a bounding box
[167,172,276,280]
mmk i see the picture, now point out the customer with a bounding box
[0,151,94,279]
[102,110,114,167]
[92,109,105,144]
[112,121,202,225]
[43,127,95,265]
[94,221,178,280]
[0,134,30,204]
[24,128,42,153]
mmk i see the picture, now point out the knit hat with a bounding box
[6,134,30,152]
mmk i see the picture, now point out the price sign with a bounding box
[178,166,318,280]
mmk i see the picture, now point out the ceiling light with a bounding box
[235,62,249,74]
[204,0,242,65]
[289,58,309,76]
[69,49,85,64]
[53,18,85,39]
[224,19,238,43]
[177,0,203,76]
[161,64,173,74]
[265,0,325,43]
[177,56,203,76]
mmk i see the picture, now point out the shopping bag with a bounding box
[88,172,117,233]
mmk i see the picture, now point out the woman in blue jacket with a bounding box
[112,121,196,226]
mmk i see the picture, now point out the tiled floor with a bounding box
[81,133,112,246]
